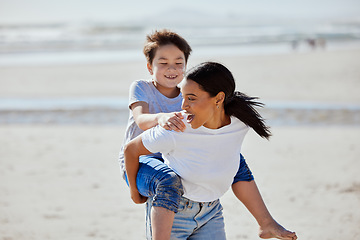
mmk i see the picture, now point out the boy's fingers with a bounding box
[168,122,181,132]
[171,120,185,131]
[175,112,184,119]
[172,115,186,127]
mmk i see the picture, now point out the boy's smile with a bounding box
[148,44,186,98]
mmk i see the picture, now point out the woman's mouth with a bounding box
[186,114,195,123]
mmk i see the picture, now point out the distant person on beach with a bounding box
[124,61,297,239]
[118,29,296,239]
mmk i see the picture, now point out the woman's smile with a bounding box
[185,112,195,123]
[180,79,219,129]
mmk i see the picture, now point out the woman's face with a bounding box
[180,79,218,129]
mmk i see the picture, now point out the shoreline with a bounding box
[1,39,360,67]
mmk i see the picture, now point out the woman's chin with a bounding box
[189,122,201,129]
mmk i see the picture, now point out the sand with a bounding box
[1,48,360,239]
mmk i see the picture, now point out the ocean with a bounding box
[1,21,360,66]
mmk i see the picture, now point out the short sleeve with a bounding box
[142,126,176,154]
[129,80,150,108]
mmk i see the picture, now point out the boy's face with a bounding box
[147,44,186,90]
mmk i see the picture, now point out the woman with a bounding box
[125,62,297,240]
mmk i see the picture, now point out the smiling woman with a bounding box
[124,61,297,239]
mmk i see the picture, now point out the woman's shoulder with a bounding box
[230,116,249,127]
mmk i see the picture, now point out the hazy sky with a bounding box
[0,0,360,24]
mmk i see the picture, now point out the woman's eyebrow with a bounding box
[184,93,197,97]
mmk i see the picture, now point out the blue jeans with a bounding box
[145,197,225,240]
[170,197,226,239]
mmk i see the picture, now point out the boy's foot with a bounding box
[259,221,297,240]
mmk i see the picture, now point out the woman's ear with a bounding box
[147,62,153,75]
[215,91,226,105]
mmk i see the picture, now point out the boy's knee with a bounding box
[153,173,183,212]
[158,172,183,195]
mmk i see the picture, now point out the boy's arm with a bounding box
[124,135,152,204]
[131,102,185,132]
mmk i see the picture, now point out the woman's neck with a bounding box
[219,111,231,128]
[204,109,231,129]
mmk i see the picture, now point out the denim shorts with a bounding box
[146,196,226,240]
[233,153,254,184]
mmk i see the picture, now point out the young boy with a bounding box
[119,29,296,240]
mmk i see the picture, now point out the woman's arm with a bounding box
[131,102,185,132]
[232,181,297,239]
[124,135,152,204]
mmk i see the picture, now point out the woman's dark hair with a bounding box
[143,29,192,64]
[185,62,271,139]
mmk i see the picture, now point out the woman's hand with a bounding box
[130,187,148,204]
[158,112,185,132]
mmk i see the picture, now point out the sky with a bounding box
[0,0,360,25]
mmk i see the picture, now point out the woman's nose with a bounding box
[181,100,187,110]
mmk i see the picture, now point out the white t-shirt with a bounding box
[118,79,183,175]
[142,114,249,202]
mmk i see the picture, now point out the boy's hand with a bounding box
[158,112,185,132]
[130,187,148,204]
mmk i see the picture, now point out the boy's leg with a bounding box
[145,198,175,240]
[151,206,175,240]
[136,153,183,212]
[135,153,183,240]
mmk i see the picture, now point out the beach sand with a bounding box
[1,48,360,239]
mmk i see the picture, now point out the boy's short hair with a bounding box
[143,29,192,65]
